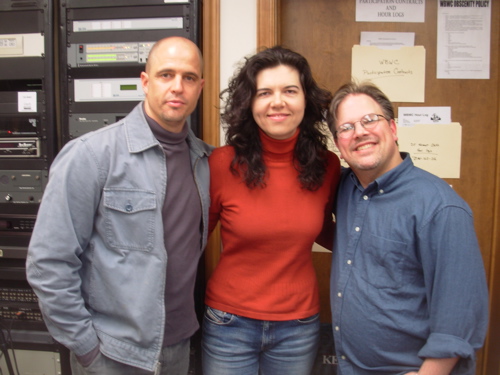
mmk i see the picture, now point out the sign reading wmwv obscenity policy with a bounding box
[437,0,491,79]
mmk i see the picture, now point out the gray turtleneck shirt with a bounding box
[145,112,202,347]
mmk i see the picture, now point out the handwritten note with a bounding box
[397,123,462,179]
[352,45,426,102]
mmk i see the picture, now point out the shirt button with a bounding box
[337,292,342,298]
[347,260,352,265]
[379,189,384,194]
[341,355,346,360]
[335,326,339,331]
[355,227,360,232]
[363,195,368,200]
[125,204,133,212]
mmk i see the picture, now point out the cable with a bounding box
[5,327,20,375]
[0,317,21,375]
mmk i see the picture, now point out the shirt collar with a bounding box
[349,152,413,194]
[123,102,212,158]
[259,128,299,162]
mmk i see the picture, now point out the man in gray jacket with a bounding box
[26,36,211,374]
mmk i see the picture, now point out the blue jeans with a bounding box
[202,306,320,375]
[69,338,190,375]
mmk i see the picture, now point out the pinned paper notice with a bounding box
[398,107,451,126]
[360,32,415,49]
[356,0,425,23]
[352,45,426,103]
[397,123,462,179]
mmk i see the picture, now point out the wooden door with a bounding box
[274,1,500,374]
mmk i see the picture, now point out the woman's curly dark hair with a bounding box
[221,46,332,191]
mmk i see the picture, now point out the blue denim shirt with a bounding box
[331,153,488,375]
[26,103,212,372]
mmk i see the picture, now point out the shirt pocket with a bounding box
[103,188,157,251]
[359,234,409,290]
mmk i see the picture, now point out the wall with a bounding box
[220,0,257,145]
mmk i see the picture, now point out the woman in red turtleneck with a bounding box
[202,46,341,375]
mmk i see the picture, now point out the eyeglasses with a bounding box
[335,113,388,139]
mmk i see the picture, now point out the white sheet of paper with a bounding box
[437,1,491,79]
[360,32,415,49]
[356,0,425,22]
[18,92,37,113]
[398,107,452,127]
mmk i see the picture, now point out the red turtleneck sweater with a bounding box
[206,130,341,320]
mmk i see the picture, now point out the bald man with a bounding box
[27,37,212,375]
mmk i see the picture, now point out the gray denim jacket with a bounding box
[26,103,211,371]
